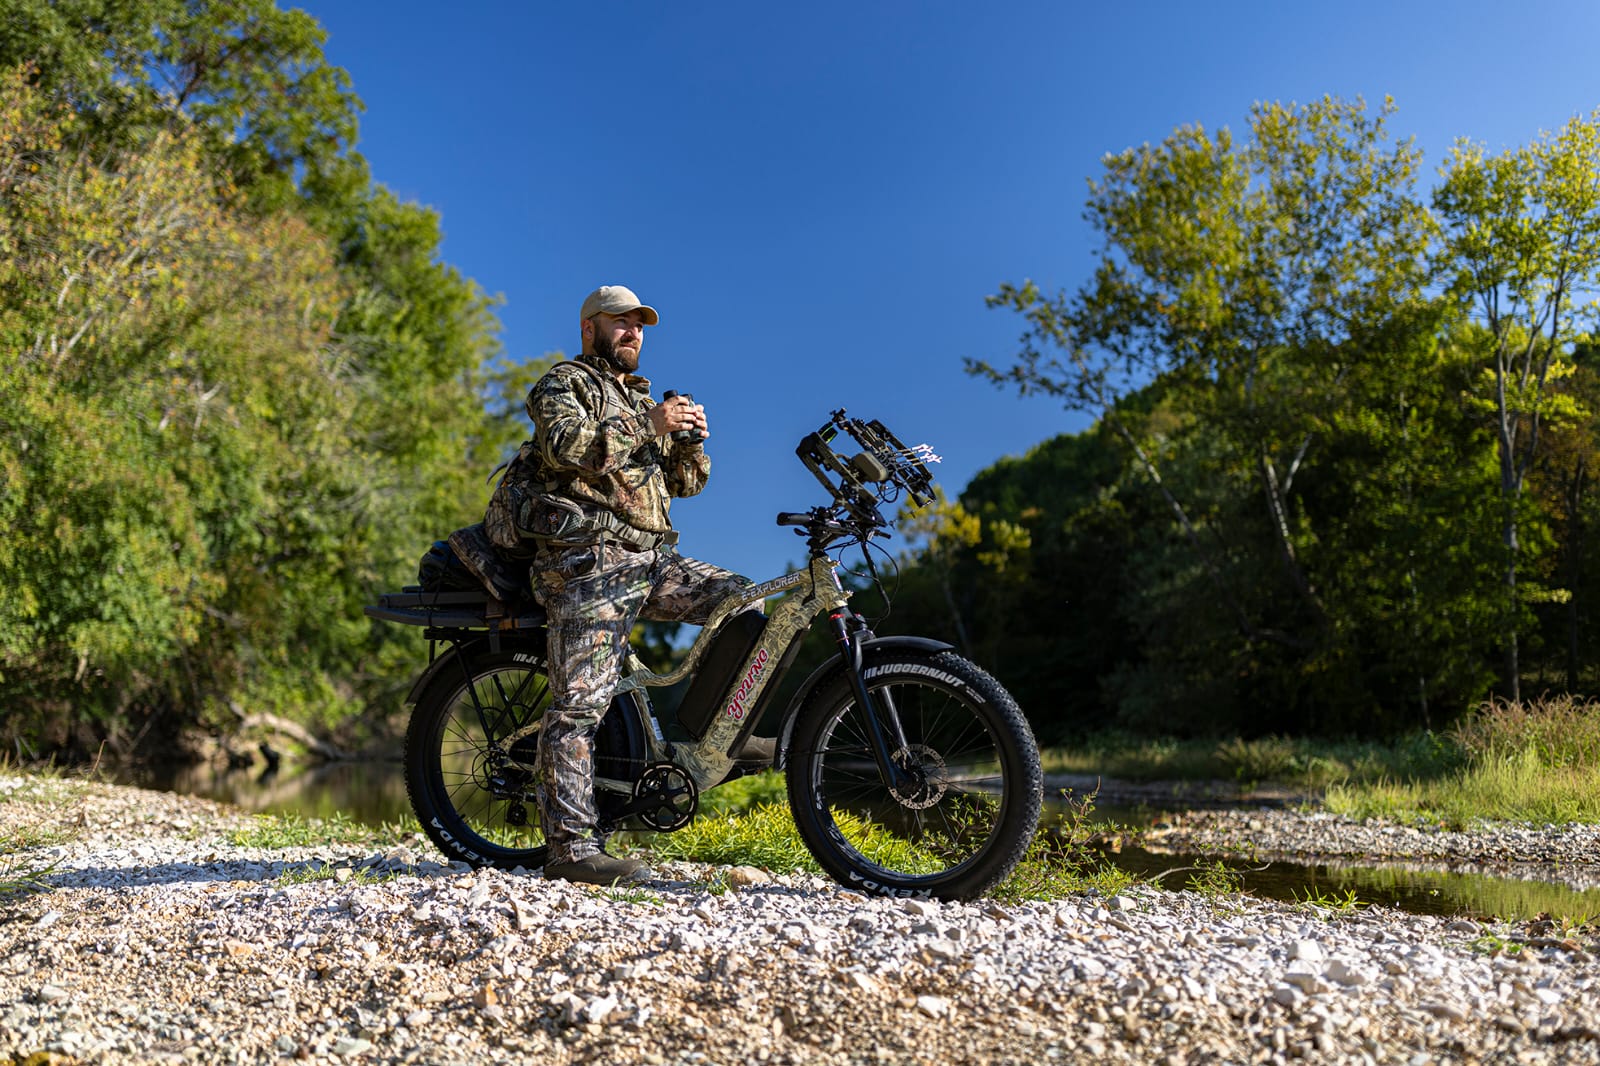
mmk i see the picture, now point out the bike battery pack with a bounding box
[675,609,768,740]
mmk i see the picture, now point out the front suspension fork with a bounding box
[829,611,914,791]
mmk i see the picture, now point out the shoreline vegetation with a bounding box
[7,695,1600,911]
[1041,695,1600,828]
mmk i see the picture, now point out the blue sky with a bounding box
[294,0,1600,582]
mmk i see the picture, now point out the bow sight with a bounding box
[795,410,939,525]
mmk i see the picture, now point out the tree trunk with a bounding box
[1565,458,1587,690]
[1257,448,1329,627]
[939,573,973,657]
[1502,501,1521,703]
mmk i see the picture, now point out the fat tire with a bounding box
[404,645,642,871]
[786,649,1042,900]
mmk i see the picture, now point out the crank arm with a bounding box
[607,788,694,822]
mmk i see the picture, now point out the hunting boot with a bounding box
[542,850,653,886]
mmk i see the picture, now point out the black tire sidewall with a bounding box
[405,647,555,871]
[786,650,1042,899]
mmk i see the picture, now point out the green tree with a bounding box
[971,97,1508,732]
[0,0,510,758]
[897,486,982,654]
[1433,113,1600,700]
[0,70,361,750]
[0,0,361,211]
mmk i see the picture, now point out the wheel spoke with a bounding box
[790,655,1040,898]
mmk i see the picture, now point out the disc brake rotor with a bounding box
[889,744,948,810]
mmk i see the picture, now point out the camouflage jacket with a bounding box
[491,355,708,544]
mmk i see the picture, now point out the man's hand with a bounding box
[648,396,710,441]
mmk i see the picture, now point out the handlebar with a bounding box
[779,412,938,546]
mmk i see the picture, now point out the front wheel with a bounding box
[786,650,1042,900]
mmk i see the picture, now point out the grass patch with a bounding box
[1292,886,1367,914]
[0,770,89,807]
[1040,731,1465,790]
[991,795,1139,903]
[0,826,65,901]
[639,802,819,873]
[0,766,86,902]
[1327,696,1600,826]
[1325,755,1600,826]
[602,884,664,906]
[227,811,412,850]
[1454,695,1600,767]
[275,862,396,887]
[1044,699,1600,827]
[698,770,787,815]
[649,783,1139,902]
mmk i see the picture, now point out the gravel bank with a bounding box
[3,774,1599,1065]
[1143,809,1600,893]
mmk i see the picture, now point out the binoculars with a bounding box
[661,390,705,443]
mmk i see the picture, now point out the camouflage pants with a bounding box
[532,541,751,863]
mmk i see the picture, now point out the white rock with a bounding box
[583,994,620,1024]
[1421,1001,1468,1023]
[1273,984,1303,1007]
[1288,939,1324,962]
[1325,960,1369,987]
[915,994,951,1018]
[847,972,881,995]
[725,866,772,888]
[1282,968,1322,993]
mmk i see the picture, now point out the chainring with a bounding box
[632,762,699,831]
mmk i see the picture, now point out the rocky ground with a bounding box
[3,773,1600,1065]
[1143,808,1600,892]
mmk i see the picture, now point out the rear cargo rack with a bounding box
[364,587,547,631]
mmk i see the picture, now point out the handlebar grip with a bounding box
[775,512,811,527]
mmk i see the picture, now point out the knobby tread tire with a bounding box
[404,646,642,872]
[785,649,1042,900]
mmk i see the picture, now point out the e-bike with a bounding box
[366,411,1042,900]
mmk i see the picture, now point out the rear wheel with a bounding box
[786,650,1042,900]
[404,645,645,871]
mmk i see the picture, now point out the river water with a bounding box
[117,761,1600,924]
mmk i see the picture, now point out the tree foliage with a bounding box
[1434,113,1600,698]
[0,0,510,759]
[955,98,1600,738]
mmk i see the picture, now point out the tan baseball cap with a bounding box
[580,285,659,325]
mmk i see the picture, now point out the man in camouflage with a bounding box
[499,285,759,885]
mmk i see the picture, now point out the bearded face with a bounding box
[592,330,639,372]
[590,313,643,372]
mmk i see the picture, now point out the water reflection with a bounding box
[118,760,412,827]
[1104,844,1600,924]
